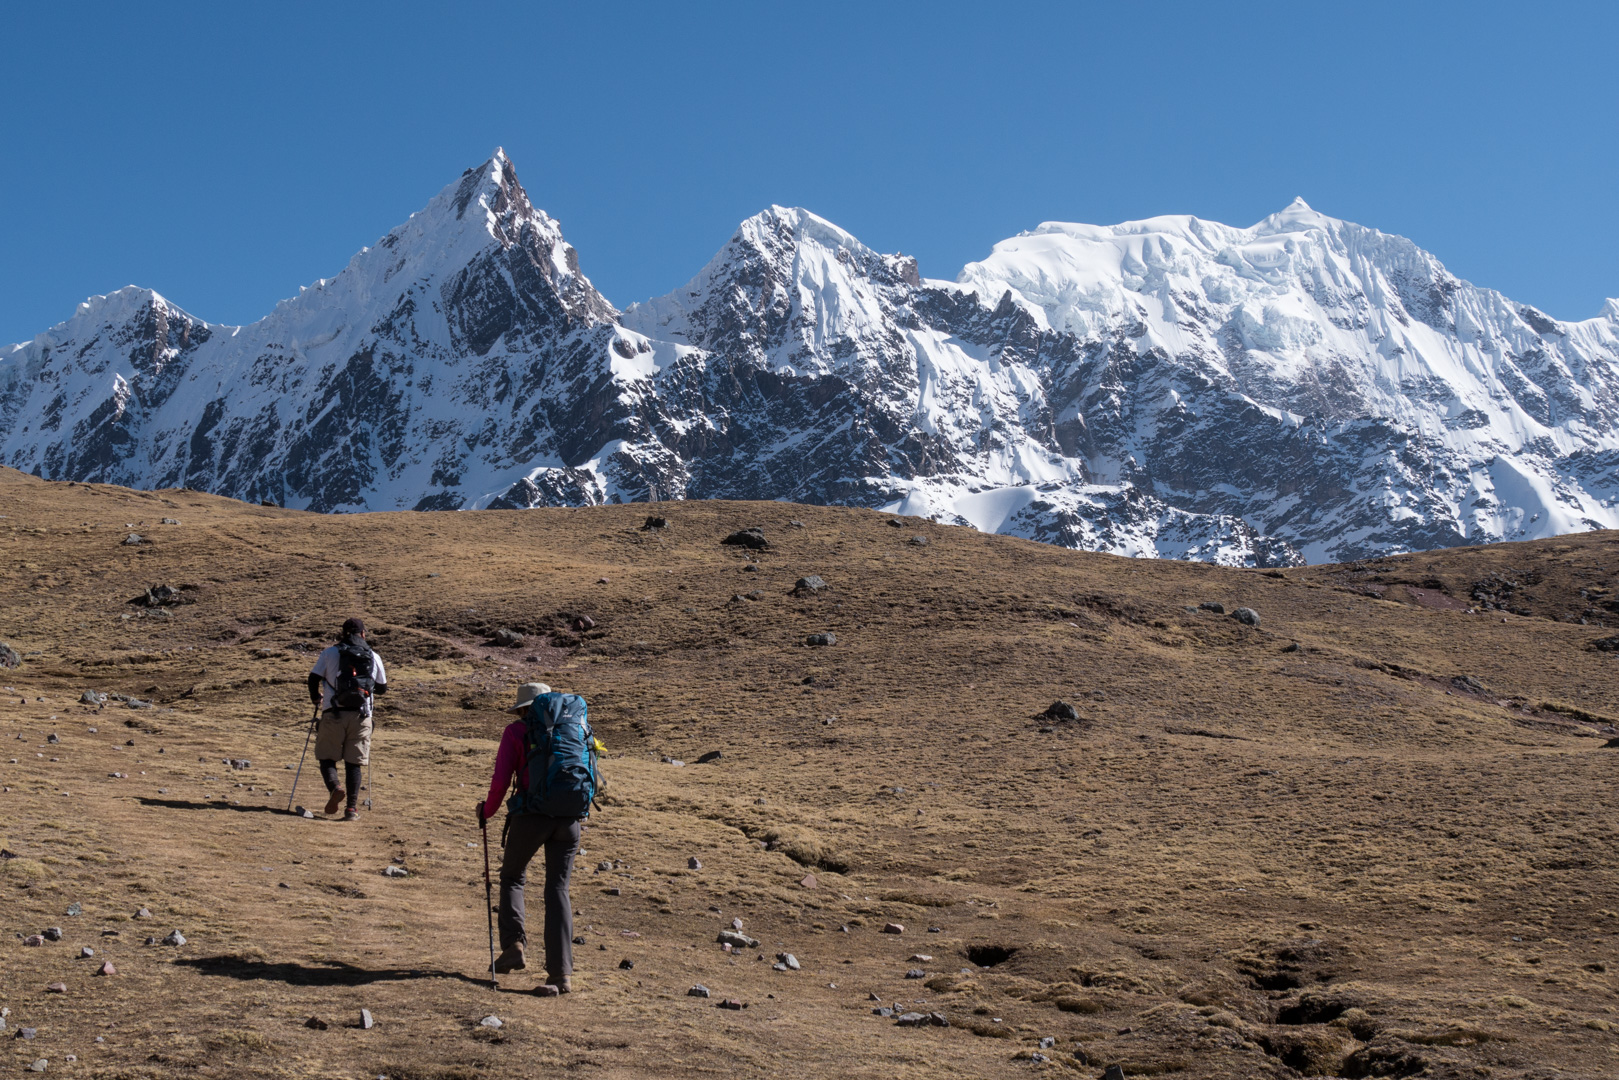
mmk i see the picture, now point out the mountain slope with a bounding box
[4,153,1618,563]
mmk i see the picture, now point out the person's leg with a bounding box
[341,713,370,816]
[497,815,546,965]
[314,711,345,813]
[542,817,583,985]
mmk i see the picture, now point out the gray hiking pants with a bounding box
[498,813,581,976]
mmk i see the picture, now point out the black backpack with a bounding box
[330,635,376,711]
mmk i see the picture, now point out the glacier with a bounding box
[4,150,1618,565]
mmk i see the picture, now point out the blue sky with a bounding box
[1,1,1615,345]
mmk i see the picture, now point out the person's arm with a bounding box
[481,723,524,820]
[307,673,323,706]
[372,653,387,695]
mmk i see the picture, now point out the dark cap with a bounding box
[341,617,366,636]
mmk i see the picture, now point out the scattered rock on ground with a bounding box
[382,866,408,878]
[43,927,62,941]
[905,968,926,979]
[0,643,20,669]
[79,947,93,958]
[642,516,668,530]
[1044,701,1079,722]
[359,1009,373,1029]
[532,984,559,997]
[718,930,759,949]
[304,1016,328,1030]
[794,575,828,594]
[908,534,929,546]
[1199,602,1225,613]
[23,935,43,947]
[96,961,115,976]
[618,959,634,970]
[895,1011,950,1027]
[688,856,702,870]
[688,985,711,997]
[805,633,837,647]
[882,923,905,934]
[478,1015,502,1029]
[776,953,801,971]
[79,691,105,705]
[122,533,144,546]
[799,874,817,890]
[722,528,768,550]
[135,908,151,918]
[46,982,67,993]
[161,930,186,946]
[717,999,746,1010]
[1231,607,1261,626]
[696,750,722,764]
[491,628,525,648]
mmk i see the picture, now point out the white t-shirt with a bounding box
[310,642,388,716]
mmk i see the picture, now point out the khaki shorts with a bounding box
[316,709,372,765]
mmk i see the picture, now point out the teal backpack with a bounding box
[509,692,599,819]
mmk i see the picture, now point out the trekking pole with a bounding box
[287,706,319,812]
[480,814,498,991]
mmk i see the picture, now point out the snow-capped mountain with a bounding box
[4,150,1618,565]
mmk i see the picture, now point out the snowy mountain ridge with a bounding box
[4,150,1618,565]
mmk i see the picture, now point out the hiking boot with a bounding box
[343,808,360,822]
[323,787,345,815]
[547,974,571,994]
[493,942,526,973]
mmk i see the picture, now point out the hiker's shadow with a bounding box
[177,956,484,987]
[136,797,291,814]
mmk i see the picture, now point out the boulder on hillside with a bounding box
[0,642,20,669]
[1231,607,1261,627]
[794,575,828,594]
[722,528,769,550]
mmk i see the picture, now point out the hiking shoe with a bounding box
[343,808,360,822]
[493,942,526,973]
[323,787,345,815]
[548,974,571,994]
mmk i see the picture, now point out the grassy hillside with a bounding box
[1,467,1617,1079]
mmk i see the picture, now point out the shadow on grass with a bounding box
[136,797,294,815]
[177,955,486,987]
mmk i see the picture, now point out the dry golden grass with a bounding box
[1,466,1618,1078]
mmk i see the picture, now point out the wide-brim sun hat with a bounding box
[508,682,552,712]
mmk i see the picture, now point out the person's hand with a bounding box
[476,800,487,826]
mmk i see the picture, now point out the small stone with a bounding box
[136,907,151,918]
[122,533,144,546]
[661,757,685,768]
[23,935,44,947]
[161,518,179,525]
[597,860,612,871]
[46,982,67,993]
[874,1006,895,1017]
[572,935,586,945]
[688,984,711,997]
[532,984,560,997]
[895,1012,926,1026]
[1039,1036,1056,1048]
[794,575,828,593]
[47,733,59,744]
[1231,607,1261,627]
[776,952,800,971]
[359,1009,374,1029]
[382,866,408,878]
[491,628,525,648]
[20,1027,37,1039]
[905,968,926,979]
[696,750,722,764]
[618,959,635,970]
[882,923,905,935]
[1199,601,1225,613]
[79,691,103,706]
[1044,701,1080,722]
[1102,1067,1126,1080]
[731,918,744,931]
[908,954,933,962]
[300,808,314,818]
[43,927,62,941]
[80,946,94,958]
[162,930,186,946]
[908,534,929,546]
[1029,1052,1049,1063]
[29,1060,46,1073]
[717,999,745,1010]
[718,930,759,949]
[605,887,621,896]
[478,1015,502,1029]
[97,961,116,976]
[688,856,702,870]
[799,874,818,890]
[805,633,837,647]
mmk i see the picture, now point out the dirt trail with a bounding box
[2,468,1618,1078]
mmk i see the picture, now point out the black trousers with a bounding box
[498,814,581,976]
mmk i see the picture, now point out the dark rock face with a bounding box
[5,163,1618,566]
